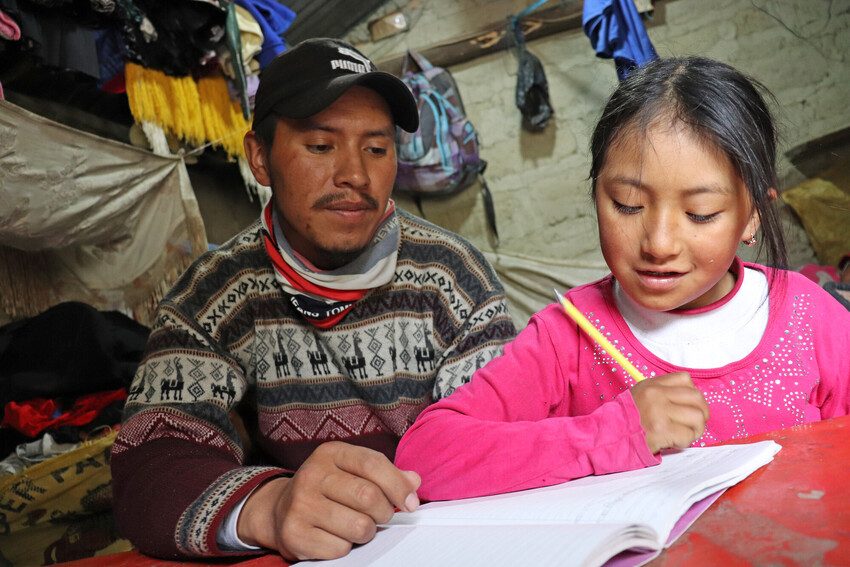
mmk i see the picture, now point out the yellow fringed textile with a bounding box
[198,74,252,158]
[125,62,250,159]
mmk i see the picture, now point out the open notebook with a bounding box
[299,440,781,567]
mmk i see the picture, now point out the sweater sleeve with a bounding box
[809,281,850,419]
[395,312,658,501]
[431,287,517,401]
[111,303,286,559]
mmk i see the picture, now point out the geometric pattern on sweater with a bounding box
[260,401,431,442]
[112,405,244,461]
[122,288,512,444]
[176,466,281,556]
[113,208,517,557]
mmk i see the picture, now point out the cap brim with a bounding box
[270,71,419,133]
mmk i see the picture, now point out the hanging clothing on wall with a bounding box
[119,0,227,76]
[582,0,658,80]
[218,3,263,79]
[95,26,126,90]
[0,0,101,79]
[234,0,296,68]
[510,18,553,131]
[124,61,252,158]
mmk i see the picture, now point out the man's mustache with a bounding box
[312,193,379,210]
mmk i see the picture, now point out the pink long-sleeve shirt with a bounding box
[396,264,850,501]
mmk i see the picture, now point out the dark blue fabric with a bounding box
[95,27,125,88]
[582,0,657,81]
[235,0,296,68]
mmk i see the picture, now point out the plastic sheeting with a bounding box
[781,178,850,267]
[483,249,609,328]
[0,100,207,324]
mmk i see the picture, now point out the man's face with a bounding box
[245,86,397,269]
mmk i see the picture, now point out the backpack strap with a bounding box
[477,161,500,247]
[406,50,435,73]
[413,194,427,220]
[401,51,417,76]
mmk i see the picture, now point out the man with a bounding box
[111,38,516,561]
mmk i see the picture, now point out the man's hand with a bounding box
[631,372,709,454]
[237,441,421,561]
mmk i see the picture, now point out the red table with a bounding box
[62,415,850,566]
[655,415,850,566]
[58,551,287,567]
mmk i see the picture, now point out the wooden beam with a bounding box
[376,1,669,76]
[785,126,850,179]
[285,0,391,45]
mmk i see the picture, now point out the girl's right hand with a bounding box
[631,372,709,454]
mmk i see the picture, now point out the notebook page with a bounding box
[602,490,726,567]
[391,441,780,545]
[297,523,658,567]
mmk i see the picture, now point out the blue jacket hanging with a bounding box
[582,0,658,81]
[235,0,296,68]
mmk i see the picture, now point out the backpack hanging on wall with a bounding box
[395,50,499,245]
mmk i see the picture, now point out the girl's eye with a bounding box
[612,200,642,215]
[687,212,720,223]
[307,144,332,153]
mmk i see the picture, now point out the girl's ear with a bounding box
[741,189,772,243]
[243,131,272,187]
[743,212,761,243]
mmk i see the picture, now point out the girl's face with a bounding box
[594,120,760,312]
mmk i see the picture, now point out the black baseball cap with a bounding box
[252,38,419,133]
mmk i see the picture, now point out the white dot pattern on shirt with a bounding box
[582,294,817,446]
[700,293,815,444]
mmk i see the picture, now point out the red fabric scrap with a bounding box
[1,388,127,437]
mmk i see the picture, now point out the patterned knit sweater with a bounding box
[111,209,516,558]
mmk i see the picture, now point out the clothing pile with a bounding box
[0,302,150,566]
[0,0,295,171]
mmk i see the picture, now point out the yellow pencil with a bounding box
[553,289,647,383]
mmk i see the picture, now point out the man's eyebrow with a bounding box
[298,121,337,134]
[604,175,733,195]
[365,127,395,138]
[298,121,394,138]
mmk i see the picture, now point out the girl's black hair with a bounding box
[589,56,788,272]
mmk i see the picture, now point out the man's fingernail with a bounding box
[404,492,419,512]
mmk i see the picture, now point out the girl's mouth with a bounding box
[636,270,685,290]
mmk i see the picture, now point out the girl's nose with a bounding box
[640,212,682,261]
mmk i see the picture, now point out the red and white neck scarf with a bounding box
[260,200,400,328]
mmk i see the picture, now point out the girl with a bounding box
[395,56,850,501]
